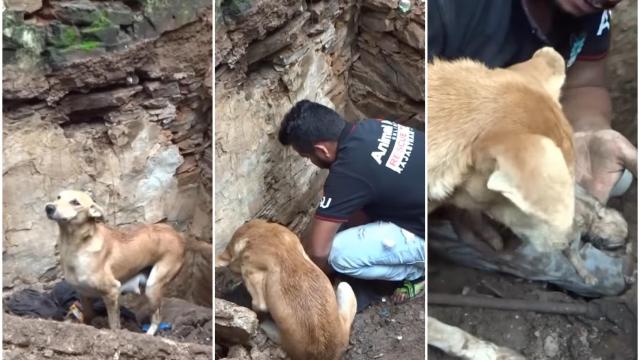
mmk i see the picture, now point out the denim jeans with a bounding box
[328,221,425,282]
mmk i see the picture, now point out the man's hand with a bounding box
[562,59,637,202]
[574,129,637,203]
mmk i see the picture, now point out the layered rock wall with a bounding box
[2,0,213,304]
[214,0,425,253]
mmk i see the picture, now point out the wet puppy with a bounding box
[428,47,627,285]
[45,190,185,335]
[216,219,357,360]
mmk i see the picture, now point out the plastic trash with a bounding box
[141,322,172,332]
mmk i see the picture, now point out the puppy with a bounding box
[574,185,628,251]
[45,190,185,335]
[216,219,357,360]
[427,47,626,285]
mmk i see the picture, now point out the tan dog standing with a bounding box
[45,190,185,335]
[427,47,627,285]
[216,219,357,360]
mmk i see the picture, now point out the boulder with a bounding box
[215,298,259,346]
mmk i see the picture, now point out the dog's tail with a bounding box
[335,281,357,338]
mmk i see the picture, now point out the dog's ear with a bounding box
[484,134,574,233]
[508,47,566,101]
[88,203,105,218]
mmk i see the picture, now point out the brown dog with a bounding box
[45,190,185,335]
[427,47,627,285]
[216,219,357,360]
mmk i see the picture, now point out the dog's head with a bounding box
[216,219,269,271]
[507,47,566,102]
[45,190,105,225]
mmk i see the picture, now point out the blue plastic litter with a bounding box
[141,322,172,332]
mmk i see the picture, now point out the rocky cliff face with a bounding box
[214,0,425,253]
[2,0,213,302]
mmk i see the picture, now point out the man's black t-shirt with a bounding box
[428,0,611,68]
[315,119,425,239]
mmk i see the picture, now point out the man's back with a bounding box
[316,119,425,238]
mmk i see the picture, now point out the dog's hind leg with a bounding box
[144,258,183,335]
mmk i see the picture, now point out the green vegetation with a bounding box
[62,40,101,52]
[85,11,113,33]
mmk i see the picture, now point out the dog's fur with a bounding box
[45,190,185,335]
[427,47,627,285]
[216,219,357,360]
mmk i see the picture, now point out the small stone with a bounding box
[544,334,560,358]
[5,0,42,13]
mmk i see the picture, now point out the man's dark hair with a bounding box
[278,100,346,152]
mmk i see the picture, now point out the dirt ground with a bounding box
[428,256,637,360]
[215,270,425,360]
[344,296,425,360]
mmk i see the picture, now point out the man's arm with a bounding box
[562,58,637,201]
[562,58,611,132]
[304,218,342,274]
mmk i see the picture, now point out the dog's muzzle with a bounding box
[45,204,56,219]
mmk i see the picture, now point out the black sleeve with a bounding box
[314,171,374,223]
[427,0,445,61]
[577,10,611,60]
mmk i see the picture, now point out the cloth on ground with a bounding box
[5,280,137,323]
[428,218,632,297]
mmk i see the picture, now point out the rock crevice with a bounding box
[215,0,425,252]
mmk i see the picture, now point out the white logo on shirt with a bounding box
[597,10,611,36]
[319,196,332,209]
[370,120,415,174]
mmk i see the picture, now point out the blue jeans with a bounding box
[328,221,425,282]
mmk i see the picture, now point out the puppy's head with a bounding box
[587,206,628,249]
[45,190,104,225]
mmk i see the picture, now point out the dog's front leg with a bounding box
[102,289,121,330]
[242,269,268,313]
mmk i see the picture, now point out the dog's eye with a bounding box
[57,196,61,200]
[70,199,80,206]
